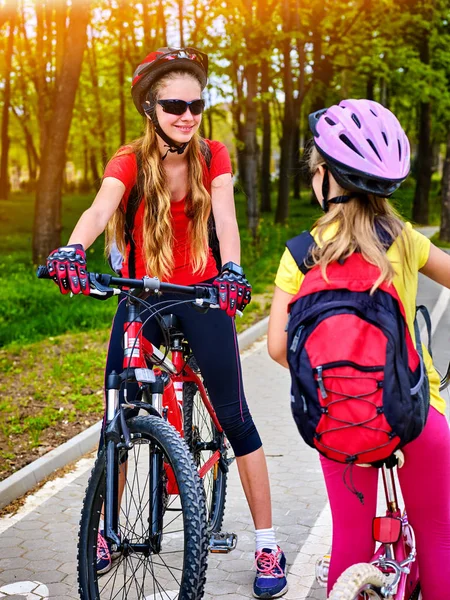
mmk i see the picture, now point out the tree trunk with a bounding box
[178,0,184,46]
[231,59,246,188]
[292,124,302,200]
[366,75,375,100]
[0,5,16,200]
[117,17,126,146]
[260,58,272,213]
[157,0,167,47]
[90,149,101,189]
[32,0,91,263]
[243,63,259,237]
[142,0,153,49]
[87,31,108,161]
[412,18,431,225]
[439,131,450,243]
[12,110,40,182]
[275,0,295,224]
[412,100,432,225]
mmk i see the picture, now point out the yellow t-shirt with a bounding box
[275,222,445,414]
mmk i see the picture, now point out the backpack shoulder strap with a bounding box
[286,223,396,277]
[286,231,316,275]
[125,151,143,241]
[200,139,222,270]
[415,304,433,358]
[199,138,212,170]
[124,151,143,278]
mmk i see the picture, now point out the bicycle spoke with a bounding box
[79,417,207,599]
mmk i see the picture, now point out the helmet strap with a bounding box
[142,102,190,160]
[321,166,353,211]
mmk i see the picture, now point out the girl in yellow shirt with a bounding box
[268,99,450,599]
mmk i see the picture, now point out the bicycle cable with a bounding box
[119,296,202,400]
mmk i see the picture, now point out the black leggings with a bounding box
[103,291,262,457]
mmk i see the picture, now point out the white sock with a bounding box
[255,527,278,552]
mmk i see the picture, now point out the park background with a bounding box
[0,0,449,484]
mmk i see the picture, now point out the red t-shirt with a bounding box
[103,140,232,284]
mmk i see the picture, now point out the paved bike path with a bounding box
[0,273,448,600]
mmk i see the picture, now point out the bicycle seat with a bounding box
[162,314,182,332]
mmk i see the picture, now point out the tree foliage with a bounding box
[1,0,450,248]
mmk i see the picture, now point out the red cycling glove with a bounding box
[46,244,89,295]
[213,271,252,317]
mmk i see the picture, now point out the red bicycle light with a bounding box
[372,516,402,544]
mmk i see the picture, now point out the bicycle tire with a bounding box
[328,563,389,600]
[78,415,208,600]
[183,380,227,533]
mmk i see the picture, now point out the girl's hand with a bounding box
[46,244,90,295]
[213,270,252,317]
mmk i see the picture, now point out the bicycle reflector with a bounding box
[372,516,402,544]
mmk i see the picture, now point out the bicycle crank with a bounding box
[208,532,238,553]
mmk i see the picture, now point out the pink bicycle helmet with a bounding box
[309,99,410,197]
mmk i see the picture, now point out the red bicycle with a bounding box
[37,267,235,600]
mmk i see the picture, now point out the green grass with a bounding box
[0,179,440,348]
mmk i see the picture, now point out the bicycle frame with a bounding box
[103,292,225,552]
[369,462,419,600]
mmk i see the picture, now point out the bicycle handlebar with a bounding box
[36,265,219,305]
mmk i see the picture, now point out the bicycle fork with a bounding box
[103,369,169,556]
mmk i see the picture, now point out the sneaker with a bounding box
[96,530,121,575]
[253,546,288,598]
[96,531,112,575]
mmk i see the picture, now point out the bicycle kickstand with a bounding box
[208,532,238,554]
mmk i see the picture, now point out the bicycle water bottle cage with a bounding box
[208,531,238,554]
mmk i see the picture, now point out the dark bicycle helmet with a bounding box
[309,99,410,209]
[131,47,208,157]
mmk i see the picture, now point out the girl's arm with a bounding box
[420,244,450,288]
[67,177,125,248]
[210,173,241,265]
[267,286,295,368]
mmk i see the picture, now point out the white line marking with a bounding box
[420,286,450,341]
[0,456,94,535]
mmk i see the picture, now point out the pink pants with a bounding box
[321,407,450,599]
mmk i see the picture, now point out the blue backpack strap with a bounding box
[415,305,433,358]
[286,231,316,275]
[285,223,396,277]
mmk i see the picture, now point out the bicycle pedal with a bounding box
[208,532,237,553]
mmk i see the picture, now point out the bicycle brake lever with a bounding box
[88,273,117,300]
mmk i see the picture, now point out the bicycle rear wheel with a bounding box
[183,380,228,533]
[328,563,388,599]
[78,415,208,600]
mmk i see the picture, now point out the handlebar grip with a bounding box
[36,265,51,279]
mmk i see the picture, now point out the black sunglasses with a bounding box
[157,99,205,116]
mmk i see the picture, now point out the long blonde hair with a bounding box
[308,146,411,292]
[105,71,211,279]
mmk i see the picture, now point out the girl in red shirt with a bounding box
[47,48,287,599]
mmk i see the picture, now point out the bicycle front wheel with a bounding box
[78,415,208,600]
[183,380,228,533]
[328,563,388,599]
